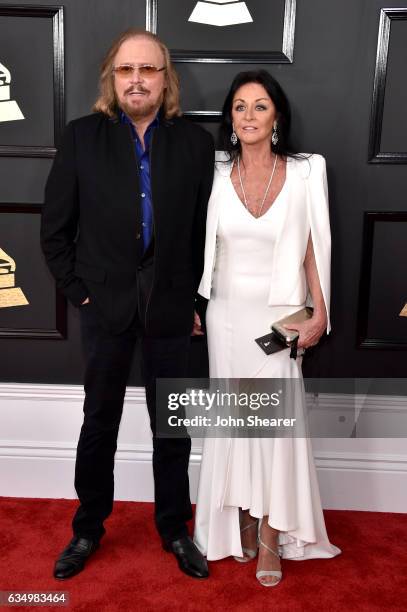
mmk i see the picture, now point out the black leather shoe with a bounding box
[53,536,100,580]
[163,536,209,578]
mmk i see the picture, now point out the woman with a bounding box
[193,70,341,586]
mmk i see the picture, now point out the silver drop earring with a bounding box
[272,123,279,146]
[231,124,238,146]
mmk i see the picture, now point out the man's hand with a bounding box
[191,310,204,336]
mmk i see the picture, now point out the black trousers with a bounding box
[71,300,192,543]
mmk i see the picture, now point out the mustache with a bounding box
[124,86,150,95]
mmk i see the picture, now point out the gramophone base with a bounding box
[0,100,24,122]
[189,1,253,27]
[0,286,29,308]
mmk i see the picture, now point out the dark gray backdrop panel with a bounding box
[1,0,407,385]
[156,0,285,53]
[0,212,54,330]
[367,221,407,341]
[380,19,407,152]
[0,16,54,147]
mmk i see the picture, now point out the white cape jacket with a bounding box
[198,151,332,333]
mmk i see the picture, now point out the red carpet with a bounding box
[0,497,406,612]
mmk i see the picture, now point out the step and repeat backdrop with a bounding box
[0,0,406,383]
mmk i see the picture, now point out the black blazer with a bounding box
[40,111,214,336]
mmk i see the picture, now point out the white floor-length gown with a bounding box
[193,152,341,561]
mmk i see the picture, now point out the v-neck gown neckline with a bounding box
[228,158,290,220]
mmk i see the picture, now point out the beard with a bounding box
[119,86,164,122]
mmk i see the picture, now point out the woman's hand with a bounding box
[285,233,329,350]
[283,313,327,349]
[191,310,204,336]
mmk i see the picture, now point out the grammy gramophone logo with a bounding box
[0,247,29,308]
[400,303,407,317]
[0,61,25,123]
[189,0,253,27]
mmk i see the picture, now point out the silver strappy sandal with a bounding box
[256,536,282,587]
[233,518,259,563]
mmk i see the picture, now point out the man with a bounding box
[41,29,214,580]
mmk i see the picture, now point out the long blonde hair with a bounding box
[93,28,181,119]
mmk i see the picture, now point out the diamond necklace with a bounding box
[237,153,278,218]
